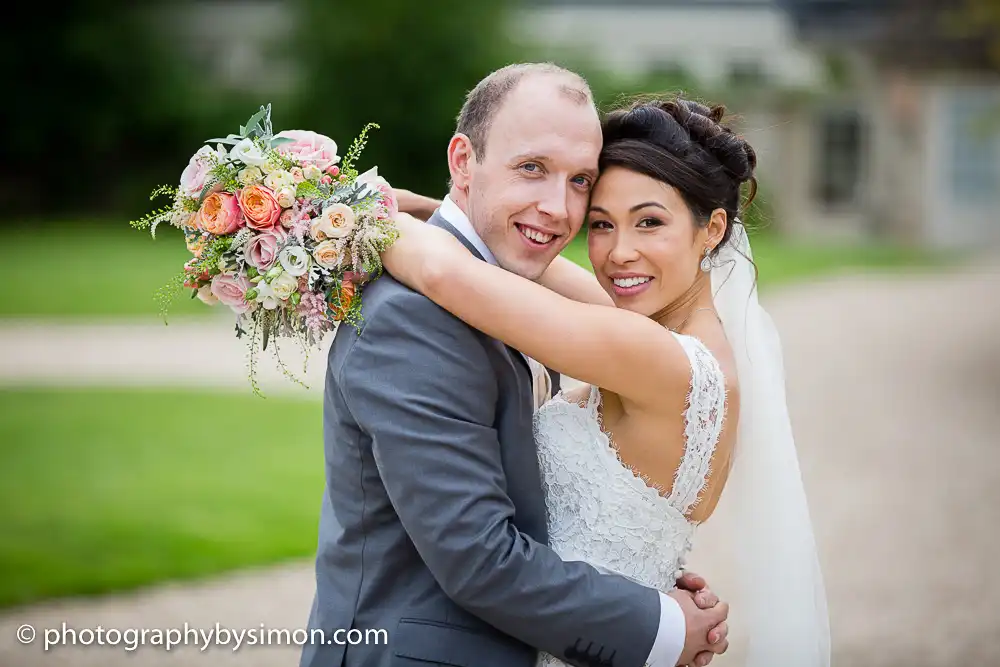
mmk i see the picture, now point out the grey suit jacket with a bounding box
[300,213,661,667]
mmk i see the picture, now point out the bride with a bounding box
[381,97,829,666]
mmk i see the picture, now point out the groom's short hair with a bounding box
[456,63,593,161]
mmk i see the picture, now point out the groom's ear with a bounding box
[447,134,476,192]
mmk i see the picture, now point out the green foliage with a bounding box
[284,0,519,197]
[0,0,262,220]
[340,122,381,181]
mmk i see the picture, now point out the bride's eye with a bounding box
[589,219,613,230]
[637,217,664,228]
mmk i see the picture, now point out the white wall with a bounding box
[516,5,823,88]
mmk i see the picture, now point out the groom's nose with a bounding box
[535,180,569,222]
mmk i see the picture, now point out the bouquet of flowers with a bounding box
[131,104,398,394]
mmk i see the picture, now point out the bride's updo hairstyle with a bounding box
[599,97,758,260]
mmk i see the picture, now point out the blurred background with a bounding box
[0,0,998,665]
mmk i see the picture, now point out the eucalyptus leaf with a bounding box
[244,108,268,135]
[269,137,295,147]
[262,320,270,351]
[208,137,244,146]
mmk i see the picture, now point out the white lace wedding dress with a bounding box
[533,331,726,667]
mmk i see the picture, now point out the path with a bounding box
[1,258,999,666]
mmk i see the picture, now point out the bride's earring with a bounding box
[700,247,713,273]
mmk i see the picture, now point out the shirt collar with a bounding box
[438,195,497,265]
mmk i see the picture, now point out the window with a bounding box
[946,89,1000,205]
[813,108,866,207]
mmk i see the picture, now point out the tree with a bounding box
[0,0,259,219]
[285,0,519,197]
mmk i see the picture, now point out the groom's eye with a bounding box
[520,162,541,173]
[571,175,591,189]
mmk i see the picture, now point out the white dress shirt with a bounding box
[436,195,687,667]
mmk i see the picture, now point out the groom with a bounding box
[300,63,729,667]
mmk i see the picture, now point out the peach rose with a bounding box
[311,203,356,241]
[198,192,245,235]
[210,273,252,313]
[312,240,344,269]
[238,185,281,231]
[245,228,286,271]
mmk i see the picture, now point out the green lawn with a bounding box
[1,221,208,319]
[560,231,947,288]
[0,221,947,319]
[0,387,324,607]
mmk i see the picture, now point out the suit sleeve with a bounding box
[338,289,663,667]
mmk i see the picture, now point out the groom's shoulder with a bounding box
[354,273,474,339]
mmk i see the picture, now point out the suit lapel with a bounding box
[427,212,533,384]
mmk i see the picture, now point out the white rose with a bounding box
[254,280,280,310]
[260,161,278,175]
[196,284,219,305]
[303,165,322,181]
[230,138,268,167]
[275,186,296,209]
[264,170,294,192]
[238,166,263,185]
[279,245,310,277]
[270,272,298,300]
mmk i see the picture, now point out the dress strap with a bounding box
[586,383,601,412]
[666,333,727,517]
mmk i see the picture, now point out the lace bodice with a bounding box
[533,332,726,665]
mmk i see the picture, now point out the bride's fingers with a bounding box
[676,570,707,591]
[692,651,715,667]
[695,588,718,608]
[709,621,728,645]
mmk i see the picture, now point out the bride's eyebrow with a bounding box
[588,202,668,214]
[629,202,668,213]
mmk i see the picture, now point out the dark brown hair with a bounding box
[599,97,757,256]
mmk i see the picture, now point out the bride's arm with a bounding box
[538,255,613,306]
[393,188,610,306]
[382,215,689,404]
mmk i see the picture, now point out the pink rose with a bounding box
[273,130,340,170]
[279,209,296,228]
[246,228,286,271]
[198,192,245,235]
[238,185,281,231]
[179,146,220,199]
[211,273,252,313]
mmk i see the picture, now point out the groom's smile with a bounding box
[514,222,558,247]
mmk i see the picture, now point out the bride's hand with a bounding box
[392,188,441,221]
[381,212,470,293]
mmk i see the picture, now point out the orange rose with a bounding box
[198,192,245,235]
[238,185,281,231]
[331,281,355,321]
